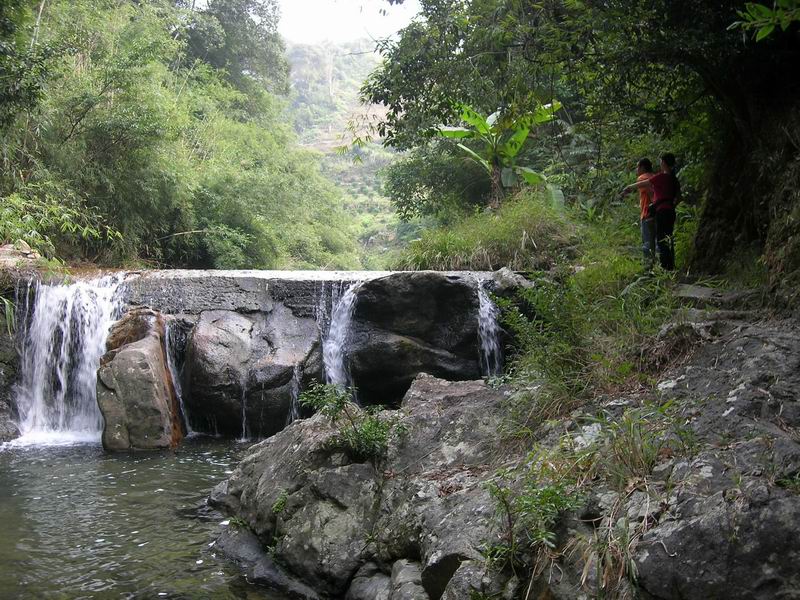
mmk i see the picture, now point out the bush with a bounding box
[299,382,397,462]
[396,189,575,271]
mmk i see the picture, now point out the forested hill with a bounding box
[285,40,417,268]
[0,0,363,270]
[286,40,380,150]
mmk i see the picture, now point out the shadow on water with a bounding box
[0,436,285,600]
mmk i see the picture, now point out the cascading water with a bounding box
[286,365,302,425]
[13,274,126,444]
[477,281,503,377]
[164,319,191,435]
[322,281,362,390]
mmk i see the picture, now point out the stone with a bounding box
[183,306,318,437]
[0,320,20,442]
[348,272,482,405]
[96,308,183,451]
[636,492,800,600]
[212,374,509,599]
[390,560,430,600]
[345,562,391,600]
[215,527,320,600]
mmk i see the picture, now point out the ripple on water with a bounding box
[0,437,286,600]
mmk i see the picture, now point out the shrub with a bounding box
[396,189,575,271]
[299,382,396,462]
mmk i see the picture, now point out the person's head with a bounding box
[660,152,676,172]
[637,158,653,175]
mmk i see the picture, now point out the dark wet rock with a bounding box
[0,399,18,442]
[183,306,318,437]
[97,308,183,451]
[211,374,509,599]
[348,272,482,405]
[215,527,320,600]
[0,325,19,442]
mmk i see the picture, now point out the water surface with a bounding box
[0,437,282,600]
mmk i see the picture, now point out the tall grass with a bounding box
[396,190,575,271]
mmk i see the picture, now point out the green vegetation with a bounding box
[0,0,360,269]
[398,190,574,271]
[298,382,399,463]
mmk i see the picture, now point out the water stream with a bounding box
[322,281,362,390]
[0,438,283,599]
[13,275,126,444]
[164,318,192,435]
[477,282,503,377]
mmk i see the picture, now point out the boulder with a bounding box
[348,272,482,405]
[211,374,509,599]
[346,563,391,600]
[389,560,429,600]
[96,308,183,451]
[0,323,19,442]
[215,527,321,600]
[183,304,318,437]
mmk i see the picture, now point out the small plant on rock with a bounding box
[299,382,397,463]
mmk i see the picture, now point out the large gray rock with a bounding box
[389,560,429,600]
[215,527,321,600]
[184,305,318,437]
[346,563,391,600]
[97,309,183,451]
[0,325,19,442]
[210,374,510,599]
[348,272,483,405]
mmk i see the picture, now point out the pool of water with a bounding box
[0,436,284,600]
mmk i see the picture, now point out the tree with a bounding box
[438,102,561,207]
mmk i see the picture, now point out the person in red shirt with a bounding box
[621,158,656,267]
[622,153,681,270]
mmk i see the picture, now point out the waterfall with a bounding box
[238,384,250,442]
[286,364,302,425]
[164,319,191,435]
[13,274,126,444]
[477,282,503,377]
[322,281,361,389]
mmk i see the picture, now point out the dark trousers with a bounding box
[655,208,676,270]
[641,218,656,267]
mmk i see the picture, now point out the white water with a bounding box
[286,364,302,425]
[164,319,192,435]
[477,282,503,377]
[12,275,126,445]
[322,281,362,389]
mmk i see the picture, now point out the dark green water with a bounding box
[0,437,282,600]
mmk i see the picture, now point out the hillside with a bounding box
[286,40,422,268]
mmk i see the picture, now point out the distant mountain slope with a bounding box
[286,40,422,268]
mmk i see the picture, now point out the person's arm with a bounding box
[620,178,653,196]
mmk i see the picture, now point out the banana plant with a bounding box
[438,102,562,207]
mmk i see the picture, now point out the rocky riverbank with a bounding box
[208,303,800,599]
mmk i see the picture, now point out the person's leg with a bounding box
[655,209,676,270]
[641,218,655,268]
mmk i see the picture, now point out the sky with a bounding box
[278,0,421,44]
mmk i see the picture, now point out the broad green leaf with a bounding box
[756,23,775,40]
[515,166,547,185]
[532,101,563,124]
[458,104,491,135]
[503,122,531,159]
[438,126,475,139]
[457,143,492,173]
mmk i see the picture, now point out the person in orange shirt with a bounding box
[621,158,656,267]
[622,153,681,270]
